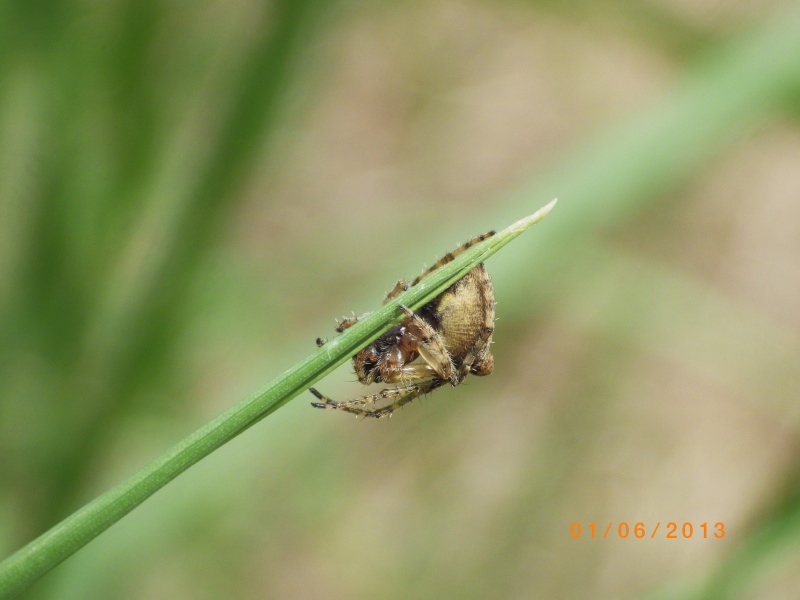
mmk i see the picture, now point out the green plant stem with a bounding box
[0,200,556,599]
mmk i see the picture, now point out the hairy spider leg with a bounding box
[310,378,446,419]
[382,230,495,304]
[325,230,495,341]
[396,305,455,384]
[410,230,495,288]
[457,325,495,380]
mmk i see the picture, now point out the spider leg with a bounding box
[310,386,394,410]
[410,231,495,287]
[310,379,445,419]
[393,362,438,383]
[309,376,433,410]
[457,325,495,381]
[397,305,455,384]
[360,380,446,418]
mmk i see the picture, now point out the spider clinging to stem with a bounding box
[310,231,496,419]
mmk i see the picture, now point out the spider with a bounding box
[310,231,496,418]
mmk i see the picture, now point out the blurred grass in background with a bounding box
[1,0,800,598]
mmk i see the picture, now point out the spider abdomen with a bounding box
[427,265,494,364]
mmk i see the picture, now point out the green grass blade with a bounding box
[0,200,556,599]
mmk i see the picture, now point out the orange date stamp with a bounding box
[569,522,725,540]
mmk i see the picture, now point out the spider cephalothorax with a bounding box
[310,231,496,419]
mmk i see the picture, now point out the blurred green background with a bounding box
[2,0,800,598]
